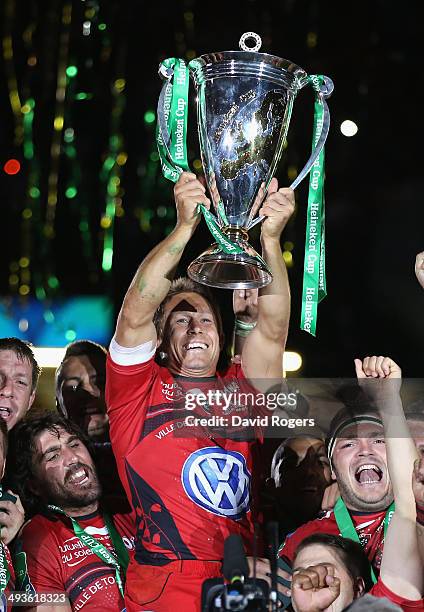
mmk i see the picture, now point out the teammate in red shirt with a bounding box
[9,414,134,611]
[284,356,424,610]
[279,407,394,576]
[106,171,295,610]
[18,509,133,611]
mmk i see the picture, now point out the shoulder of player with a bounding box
[19,514,64,553]
[106,350,159,374]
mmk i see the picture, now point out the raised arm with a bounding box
[355,356,423,601]
[115,172,210,348]
[242,179,294,380]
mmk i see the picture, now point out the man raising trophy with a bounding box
[105,168,294,610]
[106,33,333,610]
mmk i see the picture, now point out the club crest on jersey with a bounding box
[160,381,184,401]
[181,447,251,520]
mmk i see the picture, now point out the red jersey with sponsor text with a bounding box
[279,508,387,575]
[19,510,134,611]
[105,355,261,566]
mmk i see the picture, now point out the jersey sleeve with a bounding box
[19,519,64,594]
[106,353,159,458]
[370,578,424,611]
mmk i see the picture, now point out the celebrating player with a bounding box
[106,171,294,610]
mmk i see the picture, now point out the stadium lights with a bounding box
[33,347,66,368]
[340,119,358,137]
[283,351,302,373]
[33,347,302,373]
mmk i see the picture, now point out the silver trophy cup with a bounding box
[186,32,333,289]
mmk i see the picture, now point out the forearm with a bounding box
[257,235,290,341]
[381,513,423,600]
[379,393,422,598]
[116,223,194,345]
[233,331,244,356]
[377,392,418,515]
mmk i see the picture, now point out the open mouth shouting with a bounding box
[66,466,91,487]
[0,406,12,421]
[354,463,384,486]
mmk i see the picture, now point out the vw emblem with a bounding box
[182,447,251,520]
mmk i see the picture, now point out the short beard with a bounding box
[335,468,393,512]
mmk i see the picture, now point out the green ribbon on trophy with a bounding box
[156,57,244,255]
[300,74,327,337]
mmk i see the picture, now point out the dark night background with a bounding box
[1,0,423,376]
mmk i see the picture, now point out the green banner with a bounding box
[48,505,128,597]
[300,75,327,336]
[156,57,242,255]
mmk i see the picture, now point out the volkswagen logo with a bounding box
[181,447,251,520]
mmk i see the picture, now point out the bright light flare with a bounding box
[33,347,66,368]
[340,120,358,137]
[283,351,302,372]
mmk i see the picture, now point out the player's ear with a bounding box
[353,577,366,598]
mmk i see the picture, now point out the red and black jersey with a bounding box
[106,355,262,566]
[19,510,134,611]
[279,507,387,575]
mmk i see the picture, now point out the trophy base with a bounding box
[187,229,273,290]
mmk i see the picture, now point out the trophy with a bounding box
[157,32,333,289]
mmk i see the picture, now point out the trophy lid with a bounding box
[189,32,308,92]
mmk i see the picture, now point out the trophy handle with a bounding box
[157,69,174,162]
[157,64,222,227]
[248,76,334,230]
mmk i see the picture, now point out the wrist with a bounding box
[260,233,282,246]
[172,222,197,241]
[234,318,256,337]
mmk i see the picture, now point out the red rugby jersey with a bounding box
[19,510,134,611]
[279,507,387,575]
[106,355,262,566]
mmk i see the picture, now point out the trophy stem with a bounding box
[187,226,273,290]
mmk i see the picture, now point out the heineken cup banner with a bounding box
[156,32,333,336]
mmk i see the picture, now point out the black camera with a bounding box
[202,577,269,611]
[202,534,273,612]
